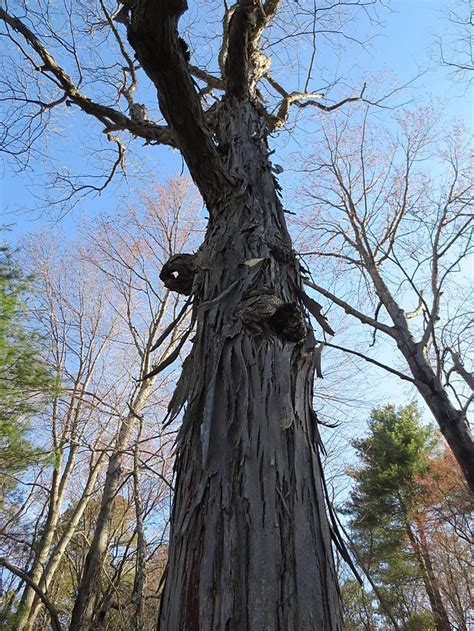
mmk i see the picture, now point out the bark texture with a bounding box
[156,99,341,630]
[125,3,342,629]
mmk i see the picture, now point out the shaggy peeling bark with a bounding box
[123,2,342,629]
[157,101,341,630]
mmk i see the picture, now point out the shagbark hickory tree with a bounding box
[0,1,374,628]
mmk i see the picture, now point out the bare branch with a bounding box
[265,74,367,130]
[314,338,416,383]
[0,8,175,147]
[303,279,396,338]
[0,558,63,631]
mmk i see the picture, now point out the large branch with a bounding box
[303,279,397,338]
[0,558,63,631]
[225,0,278,99]
[0,9,175,147]
[127,1,228,203]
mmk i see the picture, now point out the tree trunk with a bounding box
[132,419,147,631]
[406,521,451,631]
[24,455,105,629]
[123,4,343,627]
[69,294,172,630]
[407,357,474,494]
[69,412,138,631]
[16,467,62,631]
[157,99,341,630]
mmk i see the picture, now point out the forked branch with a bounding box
[0,8,175,147]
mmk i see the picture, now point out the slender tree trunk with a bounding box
[17,455,66,631]
[406,521,451,631]
[132,419,147,631]
[157,100,341,630]
[69,410,140,630]
[69,292,172,629]
[24,455,106,629]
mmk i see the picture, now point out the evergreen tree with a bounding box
[0,241,54,481]
[346,404,452,631]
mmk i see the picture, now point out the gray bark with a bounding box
[365,262,474,492]
[125,3,342,629]
[155,99,341,630]
[132,419,147,631]
[22,455,105,629]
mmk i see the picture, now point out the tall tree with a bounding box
[69,178,198,630]
[0,242,54,492]
[0,2,377,628]
[298,108,474,490]
[2,181,193,630]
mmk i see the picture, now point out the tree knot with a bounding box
[160,253,197,295]
[239,290,306,342]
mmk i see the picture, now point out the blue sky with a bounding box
[1,0,471,237]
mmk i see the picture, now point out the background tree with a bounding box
[0,240,55,501]
[296,107,473,489]
[344,403,472,631]
[0,180,198,630]
[69,177,199,630]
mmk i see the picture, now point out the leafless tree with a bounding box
[296,106,473,490]
[436,0,473,84]
[0,179,200,629]
[69,178,199,629]
[5,237,121,631]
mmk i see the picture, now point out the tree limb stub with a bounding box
[159,254,197,296]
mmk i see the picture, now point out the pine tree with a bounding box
[346,404,452,631]
[0,242,55,483]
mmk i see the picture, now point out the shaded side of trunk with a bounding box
[157,100,341,631]
[159,338,341,630]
